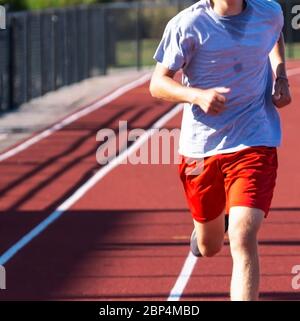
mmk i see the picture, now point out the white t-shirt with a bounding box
[154,0,284,158]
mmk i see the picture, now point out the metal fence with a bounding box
[0,0,299,112]
[0,5,109,111]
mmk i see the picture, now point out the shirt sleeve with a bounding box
[153,19,196,72]
[275,3,284,36]
[266,2,284,53]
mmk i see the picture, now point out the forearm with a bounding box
[269,32,288,79]
[150,63,229,115]
[150,73,197,104]
[269,33,292,108]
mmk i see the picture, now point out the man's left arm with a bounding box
[269,32,292,108]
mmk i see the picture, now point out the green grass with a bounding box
[0,0,99,10]
[286,43,300,59]
[142,39,160,66]
[115,39,159,68]
[115,39,300,68]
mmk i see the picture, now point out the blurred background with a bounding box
[0,0,299,112]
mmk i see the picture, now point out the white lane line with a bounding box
[0,73,152,163]
[167,251,198,301]
[0,104,183,265]
[0,67,298,164]
[166,67,300,302]
[0,67,299,283]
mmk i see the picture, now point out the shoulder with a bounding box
[251,0,283,15]
[165,1,207,35]
[250,0,284,30]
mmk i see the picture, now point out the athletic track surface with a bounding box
[0,61,300,301]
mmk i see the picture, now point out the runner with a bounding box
[150,0,292,301]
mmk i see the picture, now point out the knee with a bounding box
[228,207,264,255]
[229,228,257,254]
[198,240,223,257]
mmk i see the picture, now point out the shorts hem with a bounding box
[191,210,224,224]
[228,203,270,218]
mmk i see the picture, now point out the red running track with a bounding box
[0,62,300,301]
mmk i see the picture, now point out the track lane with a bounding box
[0,84,191,300]
[0,62,300,300]
[0,82,175,255]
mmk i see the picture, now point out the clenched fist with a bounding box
[191,87,231,116]
[272,77,292,108]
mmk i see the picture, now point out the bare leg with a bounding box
[228,206,264,301]
[193,212,225,257]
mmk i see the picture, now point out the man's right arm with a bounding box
[149,63,230,116]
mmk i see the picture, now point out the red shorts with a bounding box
[179,146,278,223]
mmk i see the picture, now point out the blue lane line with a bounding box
[0,210,63,265]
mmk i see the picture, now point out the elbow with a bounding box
[149,78,160,99]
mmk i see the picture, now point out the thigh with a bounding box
[229,207,264,233]
[179,155,226,223]
[228,206,264,247]
[223,147,278,217]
